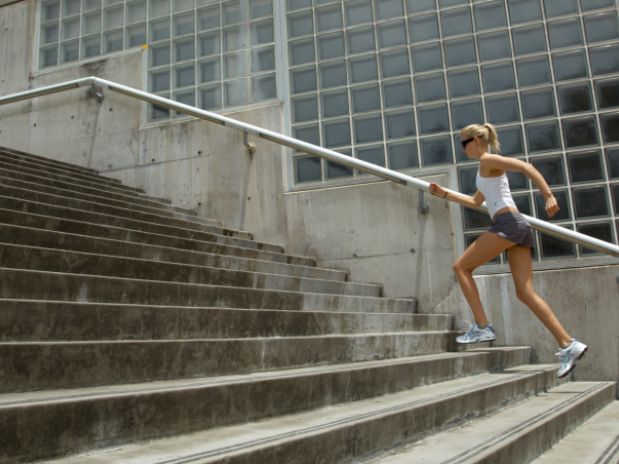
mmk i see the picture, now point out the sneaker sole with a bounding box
[557,346,588,378]
[455,336,497,344]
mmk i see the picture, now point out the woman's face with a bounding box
[461,135,477,158]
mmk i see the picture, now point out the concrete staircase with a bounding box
[0,145,616,463]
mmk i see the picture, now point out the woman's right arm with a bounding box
[428,183,484,209]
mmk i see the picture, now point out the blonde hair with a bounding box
[460,123,501,154]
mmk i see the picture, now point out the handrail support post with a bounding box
[418,190,429,215]
[88,84,104,103]
[243,131,256,156]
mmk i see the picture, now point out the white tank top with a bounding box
[476,170,517,218]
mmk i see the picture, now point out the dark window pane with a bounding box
[508,170,529,191]
[451,99,483,130]
[497,126,524,156]
[421,136,453,166]
[324,119,351,147]
[513,193,531,214]
[600,113,619,143]
[415,73,446,103]
[548,19,583,49]
[584,12,619,43]
[352,85,380,112]
[543,0,578,18]
[607,148,619,178]
[595,79,619,109]
[482,62,515,92]
[562,117,599,148]
[295,156,321,182]
[288,11,313,38]
[531,155,566,186]
[418,104,449,134]
[458,165,478,195]
[463,209,492,229]
[318,33,345,60]
[407,0,435,14]
[378,20,406,48]
[512,24,547,55]
[473,1,507,31]
[354,115,383,143]
[291,67,317,93]
[294,124,320,145]
[568,150,604,182]
[357,145,385,167]
[521,89,556,119]
[573,186,609,218]
[409,13,439,43]
[540,229,576,258]
[444,37,476,67]
[508,0,542,25]
[581,0,615,11]
[293,95,319,122]
[486,93,520,124]
[320,61,347,88]
[388,141,419,170]
[516,56,551,87]
[321,90,349,118]
[590,44,619,76]
[327,159,353,179]
[316,5,343,32]
[440,7,472,37]
[375,0,404,20]
[526,121,561,153]
[347,27,375,54]
[558,83,593,114]
[350,55,378,83]
[534,190,571,221]
[552,50,588,80]
[448,68,480,98]
[411,43,443,72]
[613,184,619,212]
[345,0,373,26]
[290,38,315,65]
[385,110,415,138]
[383,79,413,108]
[380,49,410,78]
[577,222,613,255]
[478,31,511,61]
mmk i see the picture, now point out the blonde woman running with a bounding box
[429,123,587,378]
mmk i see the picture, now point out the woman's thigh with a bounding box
[455,232,515,272]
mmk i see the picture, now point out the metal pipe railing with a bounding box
[1,76,618,258]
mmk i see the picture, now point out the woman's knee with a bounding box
[515,285,536,304]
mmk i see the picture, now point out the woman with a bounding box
[429,123,587,378]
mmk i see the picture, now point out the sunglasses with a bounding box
[461,137,475,149]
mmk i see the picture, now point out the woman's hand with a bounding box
[545,194,560,218]
[429,182,447,198]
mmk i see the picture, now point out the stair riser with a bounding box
[0,245,379,296]
[0,269,413,313]
[0,209,314,267]
[0,302,446,341]
[0,354,498,463]
[0,333,451,392]
[0,148,100,177]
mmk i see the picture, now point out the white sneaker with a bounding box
[556,339,588,378]
[456,323,496,344]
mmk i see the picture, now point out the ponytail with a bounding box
[461,123,502,154]
[484,123,501,154]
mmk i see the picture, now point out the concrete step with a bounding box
[370,381,616,464]
[33,365,561,464]
[0,349,532,463]
[0,146,102,177]
[0,331,454,392]
[530,399,619,464]
[0,243,381,296]
[0,300,452,341]
[0,223,344,281]
[0,197,294,258]
[0,268,415,313]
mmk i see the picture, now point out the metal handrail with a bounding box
[1,76,618,258]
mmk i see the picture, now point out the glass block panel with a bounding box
[478,32,511,62]
[327,156,354,179]
[508,0,542,25]
[223,26,246,51]
[293,95,319,122]
[482,62,515,92]
[444,37,476,68]
[224,51,247,78]
[82,35,101,57]
[321,90,348,118]
[421,136,453,166]
[150,18,170,41]
[252,46,275,72]
[389,141,419,170]
[104,5,123,29]
[357,146,385,167]
[352,84,381,112]
[345,0,373,26]
[558,83,593,114]
[463,210,493,230]
[448,68,480,99]
[516,56,551,87]
[174,12,194,36]
[150,100,170,120]
[287,0,312,11]
[127,23,146,46]
[354,115,383,143]
[200,57,220,82]
[497,126,524,156]
[584,13,619,43]
[378,20,406,48]
[350,55,378,83]
[473,1,507,31]
[573,187,609,217]
[485,93,520,124]
[222,0,244,25]
[347,27,375,55]
[411,43,442,73]
[291,66,317,93]
[568,150,604,182]
[533,190,571,221]
[290,38,315,65]
[175,64,195,87]
[595,79,619,109]
[198,31,219,56]
[581,0,615,10]
[526,121,561,153]
[84,0,101,11]
[543,0,578,18]
[64,0,80,16]
[383,79,413,108]
[508,170,528,190]
[294,124,320,145]
[531,155,565,185]
[409,13,439,43]
[600,113,619,143]
[606,148,619,178]
[173,0,193,13]
[288,11,313,38]
[316,5,342,32]
[174,89,195,107]
[418,104,449,134]
[589,44,619,76]
[62,17,80,40]
[252,74,276,101]
[127,0,146,23]
[103,29,123,52]
[295,156,322,183]
[224,78,248,106]
[199,84,222,110]
[380,49,410,78]
[251,0,272,18]
[150,69,170,91]
[512,24,547,55]
[521,89,556,119]
[324,119,351,147]
[175,38,195,61]
[375,0,404,20]
[440,7,472,38]
[548,19,583,49]
[552,50,588,81]
[385,110,415,138]
[577,222,613,255]
[149,0,170,17]
[42,23,59,44]
[512,193,531,214]
[319,61,347,88]
[406,0,435,14]
[252,20,274,45]
[458,165,478,195]
[43,1,60,21]
[614,185,619,213]
[540,229,576,258]
[198,5,220,30]
[440,0,467,6]
[563,117,598,148]
[451,99,483,131]
[318,33,345,60]
[415,74,446,103]
[82,12,101,35]
[60,40,79,63]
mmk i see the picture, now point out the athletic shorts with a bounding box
[488,211,534,248]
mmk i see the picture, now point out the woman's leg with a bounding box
[507,245,572,347]
[453,232,515,326]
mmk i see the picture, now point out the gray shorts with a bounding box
[488,211,534,248]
